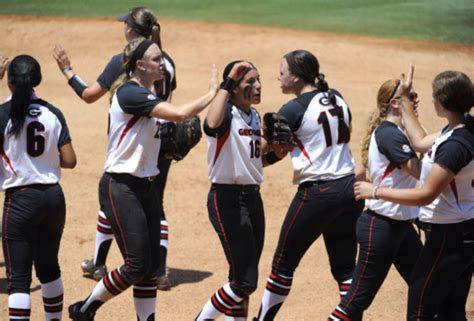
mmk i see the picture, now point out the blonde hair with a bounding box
[109,37,147,103]
[361,79,399,168]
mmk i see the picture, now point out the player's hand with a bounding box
[354,181,374,200]
[208,64,219,97]
[228,61,252,82]
[0,55,9,80]
[399,64,414,97]
[52,44,72,73]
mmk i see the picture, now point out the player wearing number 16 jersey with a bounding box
[195,61,287,321]
[254,50,364,320]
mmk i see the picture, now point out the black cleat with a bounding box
[68,301,95,321]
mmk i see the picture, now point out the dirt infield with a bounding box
[0,15,473,320]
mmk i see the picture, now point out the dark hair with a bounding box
[432,70,474,132]
[122,7,162,49]
[284,49,350,143]
[7,55,42,136]
[222,60,256,80]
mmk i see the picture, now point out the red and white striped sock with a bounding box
[41,278,63,320]
[133,277,158,321]
[255,272,293,320]
[328,305,352,321]
[224,297,248,321]
[9,292,31,320]
[81,268,131,313]
[195,283,244,321]
[338,278,352,300]
[93,211,113,266]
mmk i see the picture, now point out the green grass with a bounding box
[1,0,473,44]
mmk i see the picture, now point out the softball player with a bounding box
[1,55,77,321]
[195,60,283,321]
[328,79,423,320]
[254,50,364,320]
[68,37,217,321]
[354,67,474,321]
[53,6,177,289]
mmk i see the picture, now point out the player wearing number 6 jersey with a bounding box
[254,50,364,320]
[195,61,286,321]
[1,55,77,321]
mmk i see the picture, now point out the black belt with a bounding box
[212,183,260,194]
[107,172,156,183]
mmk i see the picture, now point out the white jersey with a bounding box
[104,81,162,178]
[205,102,263,185]
[367,121,419,220]
[279,90,355,185]
[0,96,71,190]
[419,126,474,224]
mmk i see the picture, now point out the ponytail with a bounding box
[465,111,474,134]
[7,55,42,136]
[316,73,351,144]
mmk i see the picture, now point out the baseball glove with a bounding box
[160,115,202,161]
[263,112,295,145]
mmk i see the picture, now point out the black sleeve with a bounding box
[278,100,305,132]
[97,54,124,90]
[53,108,72,147]
[435,139,472,174]
[204,102,233,138]
[116,82,163,117]
[0,102,11,135]
[375,123,417,168]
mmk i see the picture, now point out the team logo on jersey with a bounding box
[238,128,261,136]
[319,96,331,106]
[402,144,411,153]
[147,94,156,101]
[27,107,42,118]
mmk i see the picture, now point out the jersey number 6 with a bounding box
[26,121,46,157]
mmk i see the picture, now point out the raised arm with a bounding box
[399,65,439,152]
[53,44,109,103]
[149,64,218,121]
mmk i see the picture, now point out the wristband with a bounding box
[220,77,237,92]
[62,66,72,74]
[372,186,379,200]
[68,74,88,98]
[265,151,282,165]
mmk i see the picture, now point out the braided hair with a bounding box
[284,49,350,144]
[361,79,399,168]
[7,55,42,136]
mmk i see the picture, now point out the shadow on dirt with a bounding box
[167,267,212,289]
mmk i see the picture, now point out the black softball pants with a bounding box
[99,172,160,285]
[407,219,474,321]
[340,209,422,316]
[2,183,65,294]
[271,175,364,281]
[207,183,265,297]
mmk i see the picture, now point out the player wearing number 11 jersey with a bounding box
[254,50,364,320]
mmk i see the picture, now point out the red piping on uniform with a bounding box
[449,179,461,209]
[343,215,376,310]
[294,136,312,165]
[116,116,140,148]
[415,232,447,320]
[108,177,130,265]
[378,162,396,186]
[4,192,12,290]
[213,191,236,279]
[274,187,308,270]
[0,148,17,176]
[213,127,231,165]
